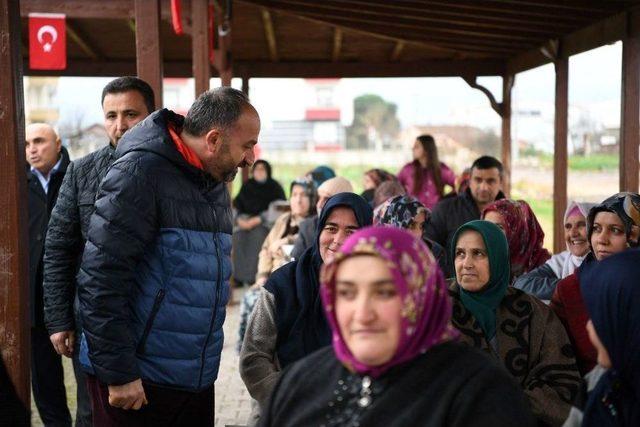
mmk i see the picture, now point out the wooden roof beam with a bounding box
[389,40,404,62]
[463,76,504,116]
[269,0,577,34]
[243,0,555,42]
[332,27,342,62]
[66,20,102,60]
[508,11,628,75]
[261,8,278,62]
[350,0,618,21]
[23,58,507,78]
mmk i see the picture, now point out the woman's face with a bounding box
[335,255,402,367]
[252,163,268,182]
[483,210,506,234]
[590,212,628,261]
[363,174,376,190]
[290,185,310,217]
[318,207,359,263]
[412,140,426,161]
[564,213,589,257]
[454,230,491,292]
[407,211,426,238]
[586,320,612,369]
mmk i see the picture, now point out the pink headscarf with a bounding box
[320,226,458,378]
[482,199,551,280]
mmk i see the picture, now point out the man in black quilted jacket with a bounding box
[43,76,154,426]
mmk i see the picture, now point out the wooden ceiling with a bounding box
[20,0,640,78]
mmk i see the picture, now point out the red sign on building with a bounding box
[29,13,66,70]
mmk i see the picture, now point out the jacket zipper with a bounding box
[136,288,165,354]
[198,231,223,388]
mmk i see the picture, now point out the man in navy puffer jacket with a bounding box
[77,87,259,425]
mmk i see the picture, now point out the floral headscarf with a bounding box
[374,195,431,230]
[320,226,458,378]
[482,199,550,280]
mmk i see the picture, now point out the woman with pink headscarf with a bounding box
[258,227,535,427]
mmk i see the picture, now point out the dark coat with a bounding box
[27,147,70,327]
[425,188,504,275]
[260,343,536,427]
[43,143,116,335]
[450,284,582,426]
[77,109,233,390]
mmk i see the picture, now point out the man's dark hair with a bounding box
[183,87,253,137]
[101,76,156,114]
[471,155,503,177]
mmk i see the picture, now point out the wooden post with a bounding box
[242,76,250,183]
[501,75,513,197]
[0,0,31,408]
[554,57,569,254]
[620,14,640,193]
[192,0,210,98]
[135,0,163,108]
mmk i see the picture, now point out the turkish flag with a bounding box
[29,13,66,70]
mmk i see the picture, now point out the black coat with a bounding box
[43,143,116,335]
[27,147,70,327]
[425,188,505,275]
[260,343,536,427]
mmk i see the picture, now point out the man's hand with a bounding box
[50,331,75,358]
[108,379,148,410]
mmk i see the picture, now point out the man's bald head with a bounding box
[26,123,61,175]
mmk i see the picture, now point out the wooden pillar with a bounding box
[0,0,31,408]
[135,0,163,108]
[242,76,250,183]
[192,0,210,98]
[620,15,640,193]
[554,57,569,254]
[501,75,513,197]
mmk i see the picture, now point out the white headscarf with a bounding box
[546,201,597,278]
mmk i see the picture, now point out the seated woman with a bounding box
[360,168,395,203]
[374,195,447,274]
[254,178,316,286]
[240,193,373,409]
[449,220,581,427]
[514,201,595,300]
[232,160,286,286]
[260,227,536,427]
[551,192,640,375]
[578,249,640,427]
[482,199,551,282]
[291,176,353,260]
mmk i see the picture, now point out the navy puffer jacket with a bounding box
[77,109,232,391]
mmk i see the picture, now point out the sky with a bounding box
[50,41,623,152]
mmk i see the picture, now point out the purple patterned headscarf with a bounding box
[320,226,458,378]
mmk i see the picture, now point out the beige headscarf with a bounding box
[317,176,353,195]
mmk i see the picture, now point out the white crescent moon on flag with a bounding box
[37,25,58,45]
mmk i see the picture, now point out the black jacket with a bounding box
[27,147,70,327]
[424,188,505,275]
[77,109,232,389]
[261,343,536,427]
[43,143,116,335]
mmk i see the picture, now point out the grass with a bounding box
[534,153,618,172]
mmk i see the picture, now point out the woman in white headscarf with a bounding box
[513,201,595,300]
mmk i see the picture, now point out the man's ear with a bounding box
[205,128,223,154]
[55,137,62,153]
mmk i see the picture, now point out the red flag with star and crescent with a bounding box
[29,13,66,70]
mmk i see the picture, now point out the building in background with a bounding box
[24,77,59,125]
[259,79,345,152]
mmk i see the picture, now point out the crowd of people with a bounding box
[9,75,639,427]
